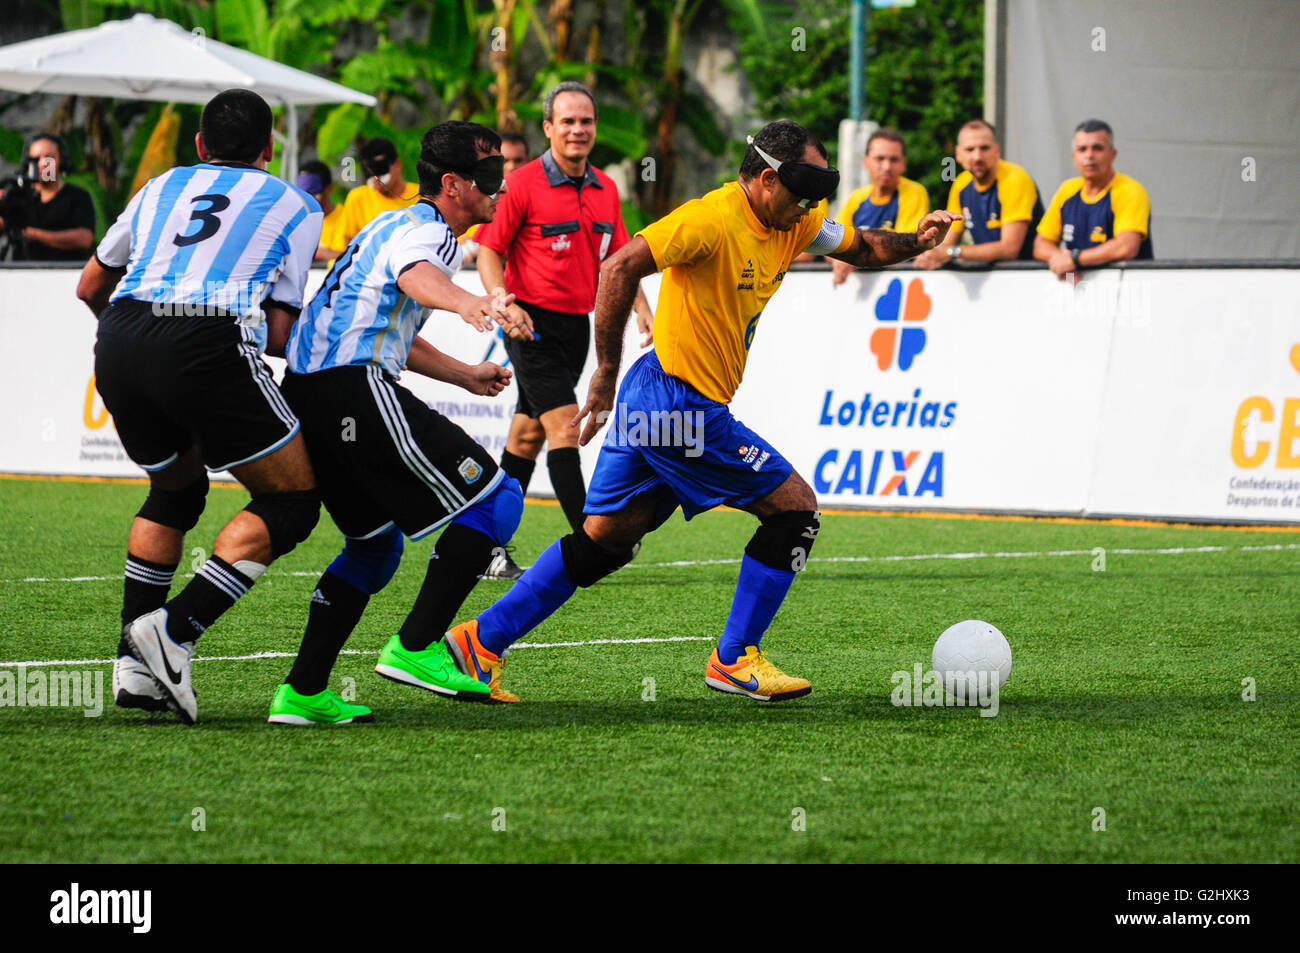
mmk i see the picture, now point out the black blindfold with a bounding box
[463,155,505,197]
[746,136,839,207]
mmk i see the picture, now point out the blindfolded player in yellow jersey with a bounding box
[442,120,960,704]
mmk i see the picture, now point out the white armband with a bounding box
[803,219,846,257]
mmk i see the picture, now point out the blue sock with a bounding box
[478,540,576,655]
[717,554,796,664]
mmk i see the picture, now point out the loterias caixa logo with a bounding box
[1225,344,1300,516]
[815,277,954,500]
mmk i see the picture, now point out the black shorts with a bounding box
[502,300,590,418]
[94,298,299,473]
[281,365,502,540]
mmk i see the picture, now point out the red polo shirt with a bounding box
[474,150,630,314]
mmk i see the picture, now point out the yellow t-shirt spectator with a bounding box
[338,181,419,248]
[319,203,347,255]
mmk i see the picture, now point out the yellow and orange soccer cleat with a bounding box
[444,619,520,704]
[705,645,812,702]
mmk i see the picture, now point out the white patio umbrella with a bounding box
[0,13,376,179]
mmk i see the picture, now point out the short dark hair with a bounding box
[27,133,68,175]
[866,127,906,154]
[200,88,273,164]
[417,121,502,196]
[298,159,332,188]
[1074,118,1114,145]
[360,138,398,178]
[959,118,997,140]
[543,81,597,122]
[500,130,529,155]
[739,120,827,180]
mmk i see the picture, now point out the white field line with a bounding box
[2,542,1294,669]
[0,636,718,669]
[4,543,1297,586]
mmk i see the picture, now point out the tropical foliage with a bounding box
[728,0,984,207]
[3,1,982,234]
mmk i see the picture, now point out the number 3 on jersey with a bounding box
[743,311,762,350]
[174,193,231,247]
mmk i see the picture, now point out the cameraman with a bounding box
[0,135,95,261]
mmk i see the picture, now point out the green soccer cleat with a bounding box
[374,635,492,702]
[267,684,375,726]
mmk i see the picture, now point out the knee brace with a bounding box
[450,476,524,547]
[560,528,636,588]
[138,474,209,532]
[244,489,321,560]
[745,510,820,573]
[328,525,404,595]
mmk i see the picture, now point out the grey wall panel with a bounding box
[1003,0,1300,259]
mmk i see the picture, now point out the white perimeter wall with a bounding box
[2,264,1299,525]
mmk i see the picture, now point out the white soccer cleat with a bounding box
[125,608,198,725]
[112,650,169,712]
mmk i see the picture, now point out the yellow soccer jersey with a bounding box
[945,159,1038,238]
[637,181,853,405]
[339,181,420,247]
[836,177,930,233]
[1037,172,1152,259]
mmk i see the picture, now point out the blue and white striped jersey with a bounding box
[97,163,322,350]
[286,200,461,378]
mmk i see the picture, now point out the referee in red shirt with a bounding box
[476,81,651,579]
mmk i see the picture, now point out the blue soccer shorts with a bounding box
[585,350,793,523]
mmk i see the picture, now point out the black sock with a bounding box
[164,555,255,642]
[121,553,177,633]
[398,523,498,651]
[286,571,369,696]
[500,450,536,495]
[547,446,587,533]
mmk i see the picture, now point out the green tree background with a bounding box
[2,0,984,235]
[729,0,984,210]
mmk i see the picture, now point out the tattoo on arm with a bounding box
[837,229,925,269]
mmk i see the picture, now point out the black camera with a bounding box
[0,158,40,256]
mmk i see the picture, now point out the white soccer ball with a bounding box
[931,620,1012,703]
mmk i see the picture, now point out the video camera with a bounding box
[0,156,42,256]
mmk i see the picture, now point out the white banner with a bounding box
[2,265,1297,524]
[1088,270,1300,522]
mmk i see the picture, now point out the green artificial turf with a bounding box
[1,479,1297,862]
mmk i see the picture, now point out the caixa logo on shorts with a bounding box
[457,458,483,485]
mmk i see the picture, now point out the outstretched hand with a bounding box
[916,210,962,250]
[458,289,517,333]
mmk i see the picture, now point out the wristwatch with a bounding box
[947,245,961,261]
[1070,248,1081,268]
